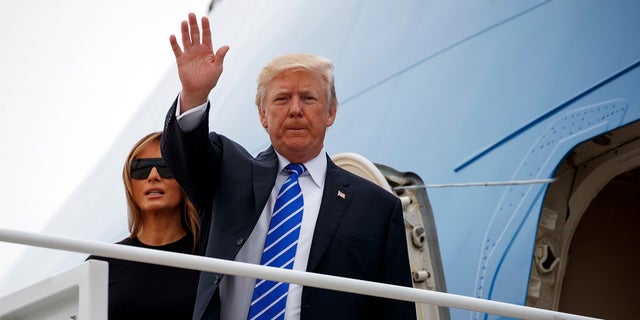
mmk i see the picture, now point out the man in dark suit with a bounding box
[161,13,416,320]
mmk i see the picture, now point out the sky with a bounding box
[0,0,210,290]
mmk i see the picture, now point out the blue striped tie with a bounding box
[248,163,306,320]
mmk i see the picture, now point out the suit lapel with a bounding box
[306,157,351,272]
[253,147,279,217]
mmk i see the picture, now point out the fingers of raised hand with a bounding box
[201,16,212,48]
[169,34,182,59]
[215,46,230,66]
[188,13,201,45]
[170,13,217,60]
[180,20,191,50]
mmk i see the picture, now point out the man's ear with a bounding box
[326,105,337,127]
[258,105,268,128]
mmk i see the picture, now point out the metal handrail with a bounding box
[393,178,555,190]
[0,228,599,320]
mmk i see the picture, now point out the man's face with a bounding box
[259,69,336,163]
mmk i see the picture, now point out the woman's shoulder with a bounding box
[116,236,139,246]
[85,237,135,262]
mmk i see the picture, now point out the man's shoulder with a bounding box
[211,132,275,162]
[330,163,398,201]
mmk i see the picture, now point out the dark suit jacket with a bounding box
[162,99,416,320]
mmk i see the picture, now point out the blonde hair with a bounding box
[122,132,200,251]
[255,53,338,110]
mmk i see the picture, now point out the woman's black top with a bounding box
[88,234,200,319]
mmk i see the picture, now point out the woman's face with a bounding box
[131,140,184,214]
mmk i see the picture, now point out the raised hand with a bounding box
[170,13,230,111]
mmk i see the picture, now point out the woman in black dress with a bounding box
[89,132,201,319]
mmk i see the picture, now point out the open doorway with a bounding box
[558,167,640,318]
[527,121,640,319]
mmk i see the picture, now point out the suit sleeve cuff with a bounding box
[176,94,208,132]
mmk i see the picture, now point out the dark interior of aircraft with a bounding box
[560,166,640,319]
[528,120,640,319]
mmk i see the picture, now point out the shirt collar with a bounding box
[275,148,327,189]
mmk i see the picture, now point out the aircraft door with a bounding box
[527,121,640,319]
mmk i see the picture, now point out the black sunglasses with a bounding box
[130,158,174,179]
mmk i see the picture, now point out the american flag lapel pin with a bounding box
[337,190,346,199]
